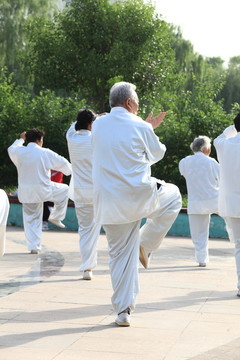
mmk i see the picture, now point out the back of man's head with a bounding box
[75,109,96,131]
[109,81,138,108]
[26,128,45,143]
[233,113,240,132]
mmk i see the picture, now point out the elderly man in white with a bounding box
[92,81,181,326]
[0,189,10,257]
[179,136,220,267]
[214,113,240,297]
[8,129,72,254]
[66,109,101,281]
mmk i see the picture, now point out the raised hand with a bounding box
[20,131,26,140]
[145,112,166,129]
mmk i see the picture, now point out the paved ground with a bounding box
[0,226,240,360]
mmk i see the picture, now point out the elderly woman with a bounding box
[179,136,220,267]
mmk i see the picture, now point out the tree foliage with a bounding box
[152,75,231,193]
[0,0,58,83]
[1,0,240,192]
[0,69,87,187]
[220,56,240,112]
[22,0,177,112]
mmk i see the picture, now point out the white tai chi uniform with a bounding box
[214,125,240,289]
[0,189,10,256]
[66,122,100,271]
[92,107,181,314]
[8,139,72,251]
[179,152,220,264]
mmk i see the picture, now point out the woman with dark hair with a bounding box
[66,109,101,280]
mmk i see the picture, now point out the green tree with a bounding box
[0,70,87,188]
[22,0,177,112]
[171,28,226,93]
[152,75,229,193]
[0,0,58,83]
[220,56,240,112]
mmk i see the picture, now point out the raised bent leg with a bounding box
[48,182,69,222]
[140,183,181,255]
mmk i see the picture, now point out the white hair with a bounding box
[109,81,138,108]
[190,135,211,153]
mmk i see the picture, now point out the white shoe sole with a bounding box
[115,320,130,327]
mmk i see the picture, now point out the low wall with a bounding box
[7,197,229,238]
[7,197,78,231]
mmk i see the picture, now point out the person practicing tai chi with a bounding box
[214,113,240,297]
[8,129,72,254]
[66,109,101,281]
[0,189,10,257]
[91,81,181,327]
[179,136,220,267]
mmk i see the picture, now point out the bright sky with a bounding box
[153,0,240,65]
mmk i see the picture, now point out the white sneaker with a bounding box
[83,270,93,280]
[115,308,131,327]
[199,263,207,267]
[139,245,151,269]
[48,219,66,228]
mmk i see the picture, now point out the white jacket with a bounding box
[66,122,93,204]
[92,107,166,224]
[179,152,219,214]
[214,125,240,217]
[8,139,72,203]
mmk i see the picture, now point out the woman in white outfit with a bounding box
[179,136,220,267]
[0,189,10,257]
[66,109,101,280]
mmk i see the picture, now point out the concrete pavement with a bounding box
[0,226,240,360]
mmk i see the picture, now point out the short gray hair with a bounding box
[109,81,138,108]
[190,135,211,153]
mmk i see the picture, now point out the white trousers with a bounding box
[0,189,10,256]
[75,203,101,271]
[104,182,181,314]
[188,214,210,264]
[23,183,69,251]
[140,183,182,253]
[224,217,240,290]
[103,220,141,314]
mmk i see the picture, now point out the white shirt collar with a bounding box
[110,106,129,114]
[27,142,40,148]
